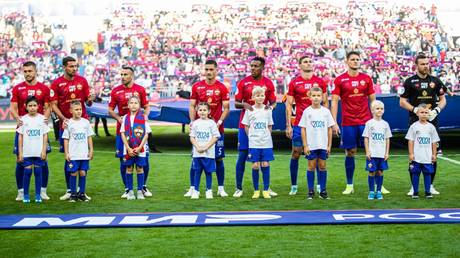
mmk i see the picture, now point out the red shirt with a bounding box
[235,76,276,128]
[332,72,375,126]
[11,82,50,116]
[108,83,148,134]
[190,80,229,133]
[287,75,327,126]
[50,75,91,121]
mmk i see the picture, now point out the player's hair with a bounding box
[252,86,266,97]
[371,100,384,110]
[346,51,360,60]
[415,53,428,65]
[298,55,312,64]
[205,60,218,67]
[122,65,135,73]
[128,95,140,103]
[25,96,38,106]
[63,56,77,66]
[309,86,323,95]
[22,61,36,69]
[70,100,82,108]
[417,103,429,110]
[251,56,265,67]
[196,102,210,111]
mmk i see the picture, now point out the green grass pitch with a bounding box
[0,126,459,257]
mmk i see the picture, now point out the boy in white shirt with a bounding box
[362,100,392,200]
[189,102,220,199]
[17,96,50,203]
[299,87,335,200]
[242,86,274,199]
[62,101,95,202]
[405,103,440,199]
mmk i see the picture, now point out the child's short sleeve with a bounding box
[268,109,274,126]
[241,110,250,126]
[62,128,70,139]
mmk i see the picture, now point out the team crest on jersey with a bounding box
[351,81,359,87]
[313,83,319,87]
[134,126,144,138]
[36,90,42,96]
[77,84,83,90]
[397,87,405,95]
[415,83,420,88]
[353,88,359,94]
[28,90,36,96]
[50,89,55,97]
[71,93,76,99]
[215,90,220,96]
[429,82,435,88]
[360,80,366,86]
[368,163,373,168]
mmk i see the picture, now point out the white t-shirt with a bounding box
[120,114,152,157]
[405,121,440,164]
[62,118,95,160]
[362,118,392,158]
[298,106,335,150]
[16,114,50,158]
[241,106,274,149]
[189,118,220,158]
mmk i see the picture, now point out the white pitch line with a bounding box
[438,156,460,165]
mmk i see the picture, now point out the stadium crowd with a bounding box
[1,1,460,100]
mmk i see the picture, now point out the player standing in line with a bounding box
[184,60,230,198]
[299,87,335,200]
[10,61,51,201]
[362,100,392,200]
[399,53,446,195]
[16,96,50,203]
[285,55,328,195]
[405,104,440,199]
[234,57,277,198]
[120,96,151,200]
[189,102,221,199]
[62,101,95,202]
[108,65,151,198]
[242,86,275,199]
[50,56,94,200]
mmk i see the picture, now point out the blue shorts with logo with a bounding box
[409,161,434,174]
[365,158,389,172]
[67,160,90,172]
[123,156,147,167]
[248,148,274,162]
[305,149,328,160]
[237,128,248,151]
[192,157,216,173]
[14,132,51,154]
[215,135,225,159]
[292,126,303,147]
[22,157,46,167]
[115,134,124,158]
[340,125,365,149]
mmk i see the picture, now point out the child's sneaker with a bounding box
[40,188,50,200]
[319,190,330,200]
[142,186,153,197]
[126,190,136,200]
[425,192,433,199]
[184,187,194,197]
[412,192,419,199]
[60,190,72,201]
[78,193,90,202]
[262,190,271,199]
[23,194,30,203]
[268,188,278,197]
[191,190,200,199]
[307,190,314,200]
[16,189,24,201]
[342,185,354,195]
[217,186,228,197]
[69,193,78,202]
[233,189,243,198]
[368,191,375,200]
[121,189,129,199]
[407,187,414,196]
[288,185,298,195]
[376,191,383,200]
[35,194,42,203]
[380,186,390,194]
[252,191,260,199]
[137,190,145,200]
[205,190,213,199]
[430,185,440,195]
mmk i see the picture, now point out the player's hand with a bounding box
[303,146,310,156]
[44,117,49,124]
[117,117,123,124]
[432,154,437,163]
[189,121,194,130]
[18,154,24,163]
[243,103,253,111]
[16,117,23,127]
[41,151,47,161]
[409,154,414,161]
[285,125,292,139]
[63,118,70,129]
[429,107,441,121]
[127,148,135,157]
[366,151,372,160]
[384,154,389,161]
[326,147,331,157]
[88,151,93,160]
[264,104,272,110]
[332,124,341,137]
[65,153,71,162]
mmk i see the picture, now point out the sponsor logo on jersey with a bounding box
[215,90,220,96]
[36,90,42,96]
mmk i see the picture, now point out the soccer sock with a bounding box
[15,163,24,190]
[33,166,42,198]
[23,167,33,197]
[194,169,203,191]
[70,174,77,193]
[119,159,127,188]
[345,156,355,185]
[261,166,270,191]
[423,173,432,193]
[316,164,320,187]
[319,170,327,192]
[64,161,70,190]
[307,170,315,191]
[368,175,375,192]
[189,164,195,187]
[143,157,150,185]
[136,173,144,191]
[216,160,225,186]
[289,158,299,186]
[431,162,437,184]
[79,175,87,193]
[205,172,212,190]
[235,150,248,190]
[42,162,49,188]
[252,168,259,190]
[126,173,134,191]
[412,172,421,194]
[375,174,383,192]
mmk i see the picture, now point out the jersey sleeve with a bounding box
[241,110,250,126]
[286,79,295,96]
[319,78,328,93]
[234,80,244,102]
[189,122,196,137]
[211,121,221,138]
[385,122,393,138]
[86,120,96,137]
[405,125,415,141]
[298,109,308,128]
[83,78,90,101]
[221,83,230,101]
[145,122,152,134]
[42,85,51,104]
[10,86,18,102]
[400,78,412,98]
[362,122,370,137]
[431,125,440,143]
[190,83,199,101]
[326,110,336,127]
[108,88,117,109]
[16,124,24,134]
[62,128,70,139]
[366,75,375,95]
[268,110,274,126]
[50,81,59,102]
[140,87,148,108]
[119,115,126,133]
[266,79,277,103]
[435,77,446,96]
[332,77,341,96]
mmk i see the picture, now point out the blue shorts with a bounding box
[67,160,90,172]
[248,148,274,162]
[215,135,225,159]
[123,156,147,167]
[14,132,51,154]
[340,125,365,149]
[365,158,388,172]
[22,157,46,167]
[409,161,434,174]
[192,157,216,173]
[115,134,124,158]
[292,126,303,147]
[237,128,248,151]
[306,149,328,160]
[59,129,65,153]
